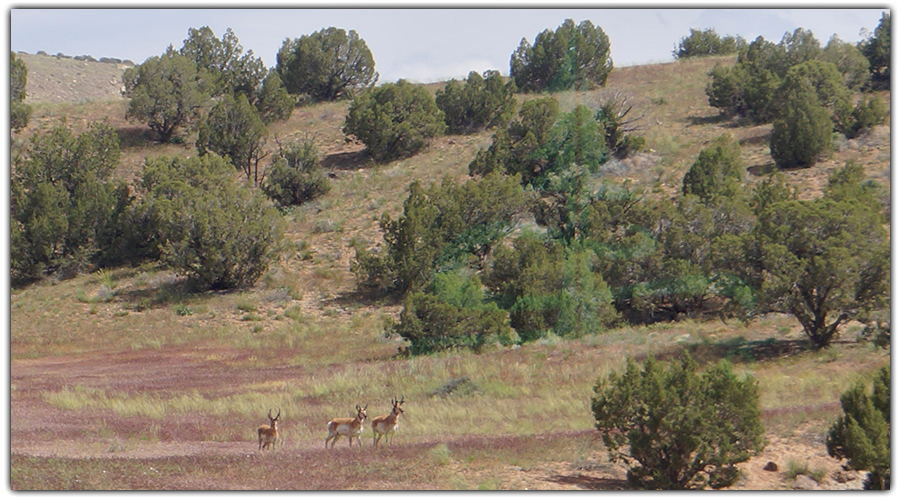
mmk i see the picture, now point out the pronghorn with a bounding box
[325,404,368,448]
[257,408,281,451]
[372,396,404,447]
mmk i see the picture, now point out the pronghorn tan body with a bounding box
[372,396,404,447]
[257,408,281,451]
[325,404,368,448]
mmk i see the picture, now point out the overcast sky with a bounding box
[9,3,889,84]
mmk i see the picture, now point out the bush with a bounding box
[123,47,212,143]
[486,233,617,341]
[352,173,529,297]
[179,26,267,100]
[752,178,890,348]
[510,19,612,93]
[435,70,517,134]
[11,122,129,284]
[674,28,744,59]
[827,366,890,489]
[842,94,888,139]
[276,27,378,102]
[591,354,766,490]
[196,93,269,185]
[393,272,515,355]
[595,92,645,159]
[468,96,560,180]
[859,12,890,89]
[10,51,32,132]
[769,79,833,169]
[262,138,330,207]
[682,133,744,203]
[139,154,284,290]
[342,79,446,162]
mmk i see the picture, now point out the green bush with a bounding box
[858,12,890,89]
[276,27,378,102]
[827,365,890,489]
[486,233,617,341]
[674,28,744,59]
[751,177,889,348]
[435,70,517,134]
[394,272,515,355]
[591,354,766,490]
[179,26,267,100]
[10,52,32,132]
[769,79,833,169]
[123,47,212,143]
[196,93,269,184]
[352,173,529,297]
[262,138,330,207]
[342,79,446,162]
[138,154,284,290]
[682,133,744,203]
[843,94,888,139]
[510,19,613,93]
[11,122,129,284]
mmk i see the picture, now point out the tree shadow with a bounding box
[684,337,815,365]
[687,113,732,126]
[321,149,374,172]
[747,163,777,177]
[542,474,628,490]
[116,126,155,148]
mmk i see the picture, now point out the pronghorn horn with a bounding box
[267,408,274,419]
[275,408,281,419]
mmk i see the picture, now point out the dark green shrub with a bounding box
[486,233,617,341]
[393,272,515,355]
[342,79,446,162]
[435,70,517,134]
[10,52,32,132]
[591,354,766,490]
[262,138,330,207]
[123,47,212,143]
[674,28,744,59]
[769,79,833,169]
[179,26,267,100]
[859,12,890,89]
[822,35,871,90]
[682,133,744,203]
[11,122,129,284]
[510,19,612,93]
[352,173,529,297]
[139,154,284,290]
[253,71,295,124]
[827,365,890,489]
[843,94,889,139]
[276,27,378,102]
[196,93,269,185]
[752,189,889,348]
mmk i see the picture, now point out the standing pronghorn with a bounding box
[257,408,281,451]
[325,404,368,448]
[372,396,404,447]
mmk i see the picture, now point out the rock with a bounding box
[763,461,778,472]
[834,470,859,483]
[791,474,819,490]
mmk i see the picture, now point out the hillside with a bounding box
[10,52,890,491]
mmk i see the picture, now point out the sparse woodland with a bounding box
[10,16,890,490]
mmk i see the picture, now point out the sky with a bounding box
[7,3,891,84]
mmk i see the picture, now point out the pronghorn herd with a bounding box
[255,397,406,451]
